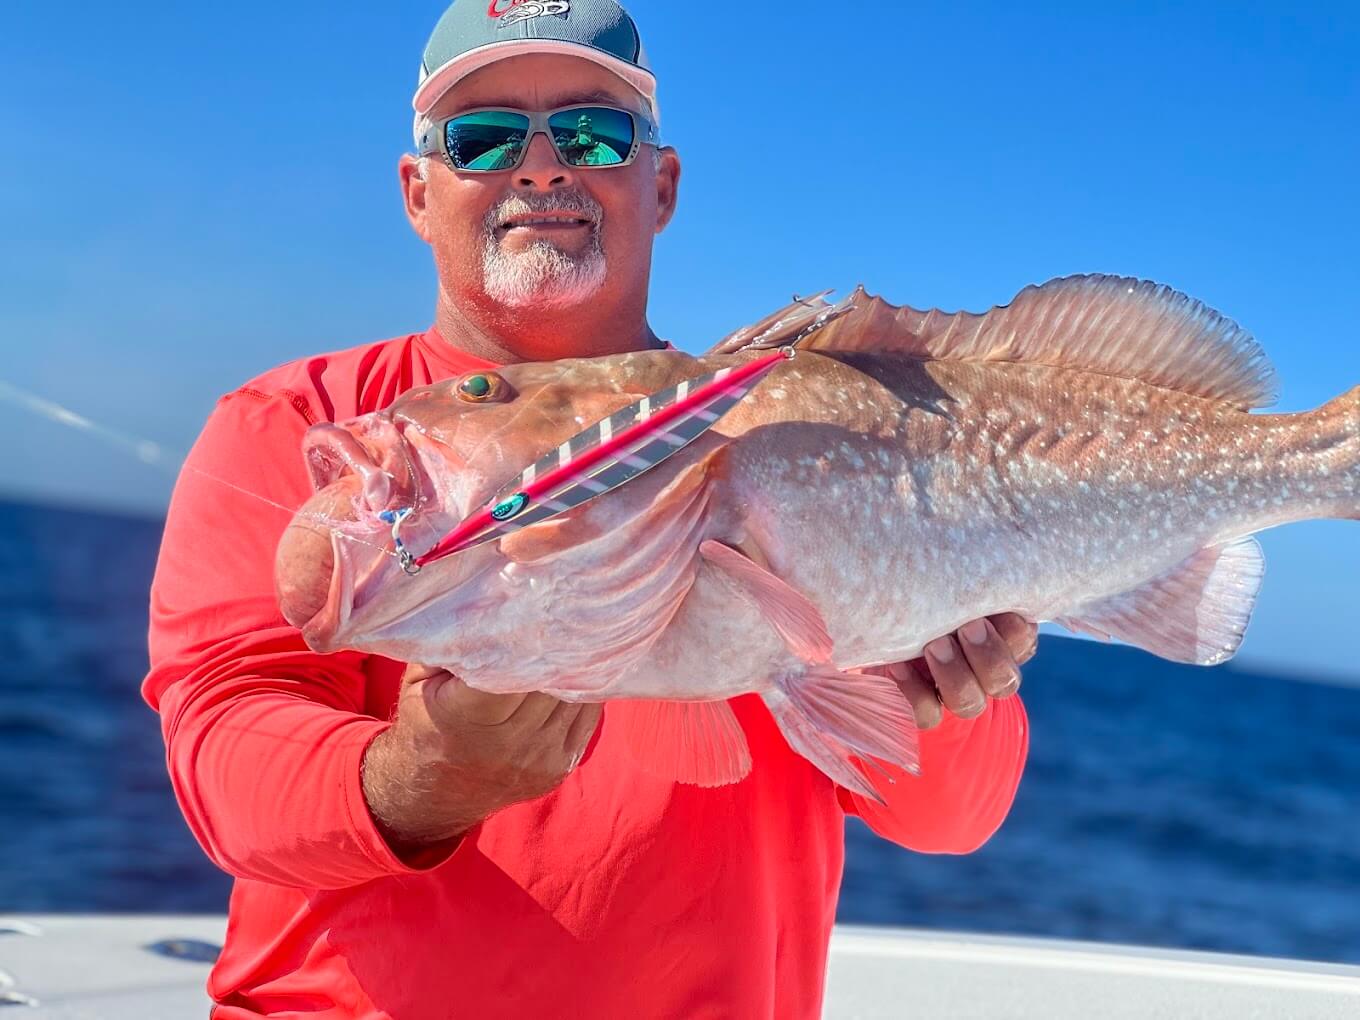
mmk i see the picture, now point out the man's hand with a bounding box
[362,664,602,853]
[880,614,1037,730]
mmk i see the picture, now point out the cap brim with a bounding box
[413,39,657,119]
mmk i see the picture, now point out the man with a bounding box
[144,2,1034,1016]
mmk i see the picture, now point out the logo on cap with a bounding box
[488,0,571,26]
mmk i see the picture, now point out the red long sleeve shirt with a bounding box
[144,326,1029,1019]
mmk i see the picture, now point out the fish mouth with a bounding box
[276,473,367,638]
[282,417,440,640]
[304,421,406,512]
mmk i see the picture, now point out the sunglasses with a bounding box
[417,104,659,173]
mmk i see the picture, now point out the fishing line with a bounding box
[0,379,399,560]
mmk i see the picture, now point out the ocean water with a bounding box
[1,498,1356,963]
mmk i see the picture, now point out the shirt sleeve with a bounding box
[143,389,449,889]
[838,693,1029,853]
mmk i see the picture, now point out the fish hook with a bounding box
[378,507,422,575]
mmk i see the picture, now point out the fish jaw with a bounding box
[279,413,466,649]
[277,472,502,657]
[275,472,384,639]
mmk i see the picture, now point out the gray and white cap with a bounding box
[413,0,658,134]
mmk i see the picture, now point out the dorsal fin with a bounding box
[710,275,1278,410]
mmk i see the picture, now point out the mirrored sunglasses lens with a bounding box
[547,107,636,167]
[445,112,530,171]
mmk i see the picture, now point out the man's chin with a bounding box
[488,281,605,310]
[481,252,607,310]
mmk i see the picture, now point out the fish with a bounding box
[274,274,1360,801]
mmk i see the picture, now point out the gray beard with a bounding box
[480,192,607,309]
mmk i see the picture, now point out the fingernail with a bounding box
[962,620,989,645]
[926,638,955,663]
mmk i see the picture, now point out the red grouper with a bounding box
[275,274,1360,801]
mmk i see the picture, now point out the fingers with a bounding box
[400,662,445,686]
[914,615,1030,723]
[988,613,1039,665]
[886,660,943,730]
[561,702,604,763]
[922,635,989,719]
[507,691,569,729]
[425,673,530,726]
[957,617,1023,699]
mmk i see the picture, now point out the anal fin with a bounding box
[1056,537,1265,665]
[700,538,919,800]
[610,698,752,788]
[763,666,919,804]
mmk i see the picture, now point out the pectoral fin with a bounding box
[609,698,752,787]
[698,539,835,663]
[1056,537,1265,665]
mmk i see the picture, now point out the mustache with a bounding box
[484,190,604,232]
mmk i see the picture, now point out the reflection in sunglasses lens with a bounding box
[547,107,635,166]
[443,108,639,171]
[446,111,530,171]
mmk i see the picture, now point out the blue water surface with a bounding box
[1,499,1355,962]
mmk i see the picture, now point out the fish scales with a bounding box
[275,274,1360,800]
[716,353,1342,669]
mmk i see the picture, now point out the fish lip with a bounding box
[302,418,435,517]
[295,528,354,652]
[302,423,395,511]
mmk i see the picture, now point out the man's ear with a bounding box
[398,154,432,243]
[653,146,681,234]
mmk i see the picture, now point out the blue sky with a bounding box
[2,3,1357,679]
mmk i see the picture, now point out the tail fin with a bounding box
[1320,385,1360,519]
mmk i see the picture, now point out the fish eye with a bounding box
[456,373,509,403]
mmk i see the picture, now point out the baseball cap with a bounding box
[413,0,658,135]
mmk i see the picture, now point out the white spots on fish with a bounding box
[841,445,866,470]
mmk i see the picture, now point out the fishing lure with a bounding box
[399,296,853,574]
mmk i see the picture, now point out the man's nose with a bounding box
[514,131,574,191]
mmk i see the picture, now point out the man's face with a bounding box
[402,53,680,318]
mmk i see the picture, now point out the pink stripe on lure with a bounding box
[410,348,793,570]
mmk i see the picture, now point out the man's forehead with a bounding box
[432,56,646,117]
